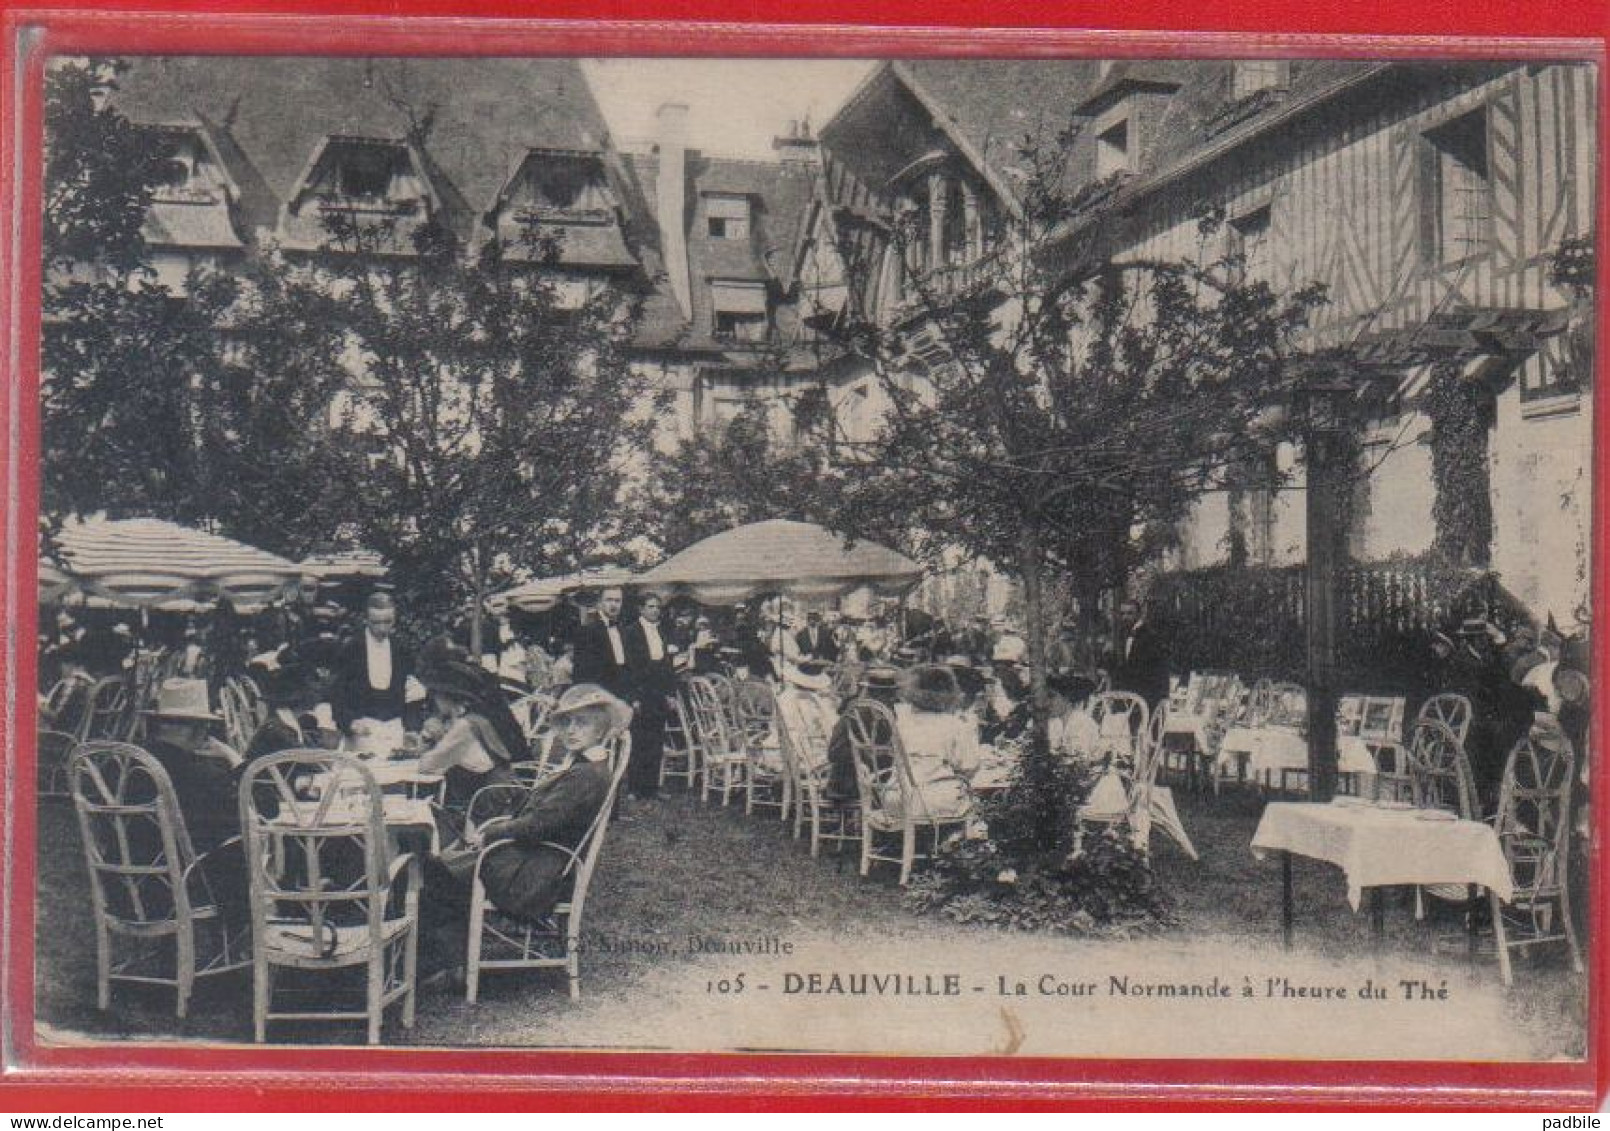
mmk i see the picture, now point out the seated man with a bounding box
[421,684,629,969]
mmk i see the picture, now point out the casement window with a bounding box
[1418,108,1493,266]
[706,194,752,239]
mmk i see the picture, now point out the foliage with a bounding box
[906,741,1173,935]
[1424,361,1494,568]
[41,58,216,525]
[272,215,658,632]
[639,398,836,557]
[1549,235,1595,296]
[808,117,1325,740]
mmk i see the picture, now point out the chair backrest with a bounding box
[1357,696,1405,745]
[1336,695,1364,737]
[733,678,779,751]
[1417,693,1473,746]
[230,675,269,729]
[1404,718,1478,818]
[1492,723,1575,896]
[686,676,740,759]
[557,747,633,930]
[1088,692,1149,760]
[81,676,130,743]
[239,750,392,950]
[509,691,557,741]
[43,672,93,734]
[69,741,198,930]
[843,697,904,820]
[219,681,256,755]
[1265,682,1307,729]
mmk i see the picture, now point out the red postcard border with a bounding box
[1,5,1605,1111]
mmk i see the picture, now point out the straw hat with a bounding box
[901,664,962,714]
[143,678,220,722]
[550,683,633,735]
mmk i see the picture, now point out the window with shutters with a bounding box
[1419,108,1493,267]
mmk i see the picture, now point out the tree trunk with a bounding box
[1304,434,1341,802]
[1016,520,1051,752]
[469,543,487,659]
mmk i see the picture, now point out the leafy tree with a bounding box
[640,397,835,556]
[810,121,1326,744]
[41,58,219,524]
[274,214,658,643]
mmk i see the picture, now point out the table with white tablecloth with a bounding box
[1216,727,1378,790]
[1251,798,1513,945]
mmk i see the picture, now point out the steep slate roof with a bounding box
[619,148,818,354]
[113,57,612,246]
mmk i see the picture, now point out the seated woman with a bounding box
[889,664,982,821]
[421,684,628,967]
[416,660,518,810]
[1046,672,1101,762]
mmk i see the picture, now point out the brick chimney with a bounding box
[655,102,692,319]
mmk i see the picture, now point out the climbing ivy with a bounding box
[1424,360,1494,567]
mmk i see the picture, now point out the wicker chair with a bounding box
[464,735,631,1002]
[239,750,421,1045]
[777,691,858,857]
[657,681,702,793]
[1417,693,1474,746]
[734,678,789,818]
[1488,724,1583,985]
[69,741,251,1019]
[844,699,969,886]
[37,726,78,800]
[688,675,748,806]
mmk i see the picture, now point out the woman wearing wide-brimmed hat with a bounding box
[889,664,981,821]
[421,684,630,969]
[416,657,520,809]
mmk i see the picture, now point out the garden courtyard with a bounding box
[34,785,1586,1061]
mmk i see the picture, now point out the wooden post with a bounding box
[1304,428,1341,802]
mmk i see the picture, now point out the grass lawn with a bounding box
[31,780,1588,1059]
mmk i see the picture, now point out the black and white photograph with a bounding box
[27,52,1596,1060]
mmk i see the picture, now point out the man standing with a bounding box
[1111,598,1169,707]
[571,586,632,699]
[624,591,677,800]
[795,610,840,662]
[330,592,414,744]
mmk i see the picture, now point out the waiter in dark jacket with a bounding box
[624,591,677,799]
[329,592,413,737]
[795,610,840,662]
[1111,599,1170,707]
[570,586,632,698]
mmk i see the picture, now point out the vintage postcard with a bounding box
[16,45,1596,1073]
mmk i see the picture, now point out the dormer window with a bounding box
[300,138,428,213]
[706,194,752,240]
[1096,115,1132,176]
[1232,60,1289,100]
[710,278,769,342]
[141,125,228,203]
[520,152,616,222]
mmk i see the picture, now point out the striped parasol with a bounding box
[298,548,388,581]
[634,519,921,604]
[488,566,637,615]
[44,517,303,613]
